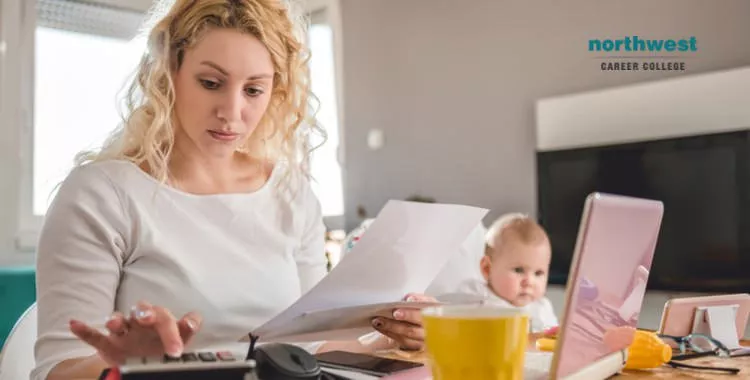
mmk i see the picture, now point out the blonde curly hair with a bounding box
[77,0,321,196]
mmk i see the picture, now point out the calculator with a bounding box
[118,350,257,380]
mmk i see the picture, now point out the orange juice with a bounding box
[422,305,529,380]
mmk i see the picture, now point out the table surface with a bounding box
[376,336,750,379]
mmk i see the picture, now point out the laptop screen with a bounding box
[551,193,664,378]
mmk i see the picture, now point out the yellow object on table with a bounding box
[536,337,557,352]
[624,330,672,370]
[422,305,529,380]
[535,329,672,370]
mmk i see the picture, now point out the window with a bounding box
[8,0,147,250]
[308,9,345,225]
[31,0,146,216]
[33,28,145,215]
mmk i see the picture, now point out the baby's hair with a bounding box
[485,212,549,256]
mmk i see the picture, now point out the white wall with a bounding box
[536,66,750,151]
[0,0,32,265]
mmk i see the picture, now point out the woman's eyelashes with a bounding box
[244,86,264,97]
[199,78,220,90]
[198,78,264,97]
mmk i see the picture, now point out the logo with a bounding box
[589,36,697,72]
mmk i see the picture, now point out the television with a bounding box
[537,129,750,293]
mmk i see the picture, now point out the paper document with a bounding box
[259,301,440,342]
[252,200,488,342]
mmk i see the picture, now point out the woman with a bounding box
[33,1,427,379]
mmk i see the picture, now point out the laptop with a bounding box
[525,192,664,379]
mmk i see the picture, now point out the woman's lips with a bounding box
[207,130,240,141]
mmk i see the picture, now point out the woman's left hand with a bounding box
[371,293,436,351]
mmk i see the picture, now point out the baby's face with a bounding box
[481,239,551,307]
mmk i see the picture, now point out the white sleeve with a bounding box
[294,184,327,295]
[32,165,131,380]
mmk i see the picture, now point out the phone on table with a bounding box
[658,293,750,338]
[314,351,423,377]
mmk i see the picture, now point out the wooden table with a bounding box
[375,337,750,379]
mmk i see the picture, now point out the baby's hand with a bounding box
[542,326,559,338]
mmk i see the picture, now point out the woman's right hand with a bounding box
[69,301,202,366]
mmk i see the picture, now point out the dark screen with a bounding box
[537,130,750,292]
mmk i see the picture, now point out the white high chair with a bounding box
[0,303,37,380]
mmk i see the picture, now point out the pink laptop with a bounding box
[535,192,664,379]
[386,193,664,380]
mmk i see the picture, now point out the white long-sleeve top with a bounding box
[32,160,327,380]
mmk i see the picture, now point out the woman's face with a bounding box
[172,28,274,159]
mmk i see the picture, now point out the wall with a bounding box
[537,66,750,151]
[0,0,31,264]
[339,0,750,230]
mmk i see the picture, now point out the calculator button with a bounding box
[198,352,217,362]
[216,351,236,361]
[163,355,181,363]
[181,353,198,362]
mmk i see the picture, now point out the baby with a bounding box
[456,213,558,333]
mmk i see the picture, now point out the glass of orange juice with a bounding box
[422,304,529,380]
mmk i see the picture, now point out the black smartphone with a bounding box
[314,351,423,377]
